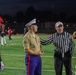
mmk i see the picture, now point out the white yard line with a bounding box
[6,44,21,45]
[4,67,75,73]
[2,54,76,58]
[4,67,63,72]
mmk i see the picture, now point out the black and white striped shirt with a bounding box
[41,32,75,54]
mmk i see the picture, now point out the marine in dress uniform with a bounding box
[23,19,44,75]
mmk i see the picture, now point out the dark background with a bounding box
[0,0,76,34]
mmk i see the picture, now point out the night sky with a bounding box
[0,0,76,16]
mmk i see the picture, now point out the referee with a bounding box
[41,22,75,75]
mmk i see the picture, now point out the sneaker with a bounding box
[1,61,4,70]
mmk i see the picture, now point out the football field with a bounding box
[0,34,76,75]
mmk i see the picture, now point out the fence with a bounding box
[5,22,76,34]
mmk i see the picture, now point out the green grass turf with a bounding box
[0,34,76,75]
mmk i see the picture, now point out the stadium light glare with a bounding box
[66,25,68,27]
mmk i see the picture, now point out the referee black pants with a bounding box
[54,51,72,75]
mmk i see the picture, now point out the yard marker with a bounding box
[2,54,76,58]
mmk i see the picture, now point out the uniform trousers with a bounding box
[25,54,42,75]
[54,50,72,75]
[1,36,6,45]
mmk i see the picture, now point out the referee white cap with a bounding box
[25,18,36,27]
[55,21,63,27]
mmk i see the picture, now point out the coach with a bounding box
[41,22,75,75]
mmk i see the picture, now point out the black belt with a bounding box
[54,50,71,58]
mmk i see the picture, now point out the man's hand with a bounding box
[25,49,44,55]
[35,50,44,55]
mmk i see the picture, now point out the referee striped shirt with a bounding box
[41,32,75,54]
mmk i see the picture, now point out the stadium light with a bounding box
[14,21,16,24]
[66,25,68,27]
